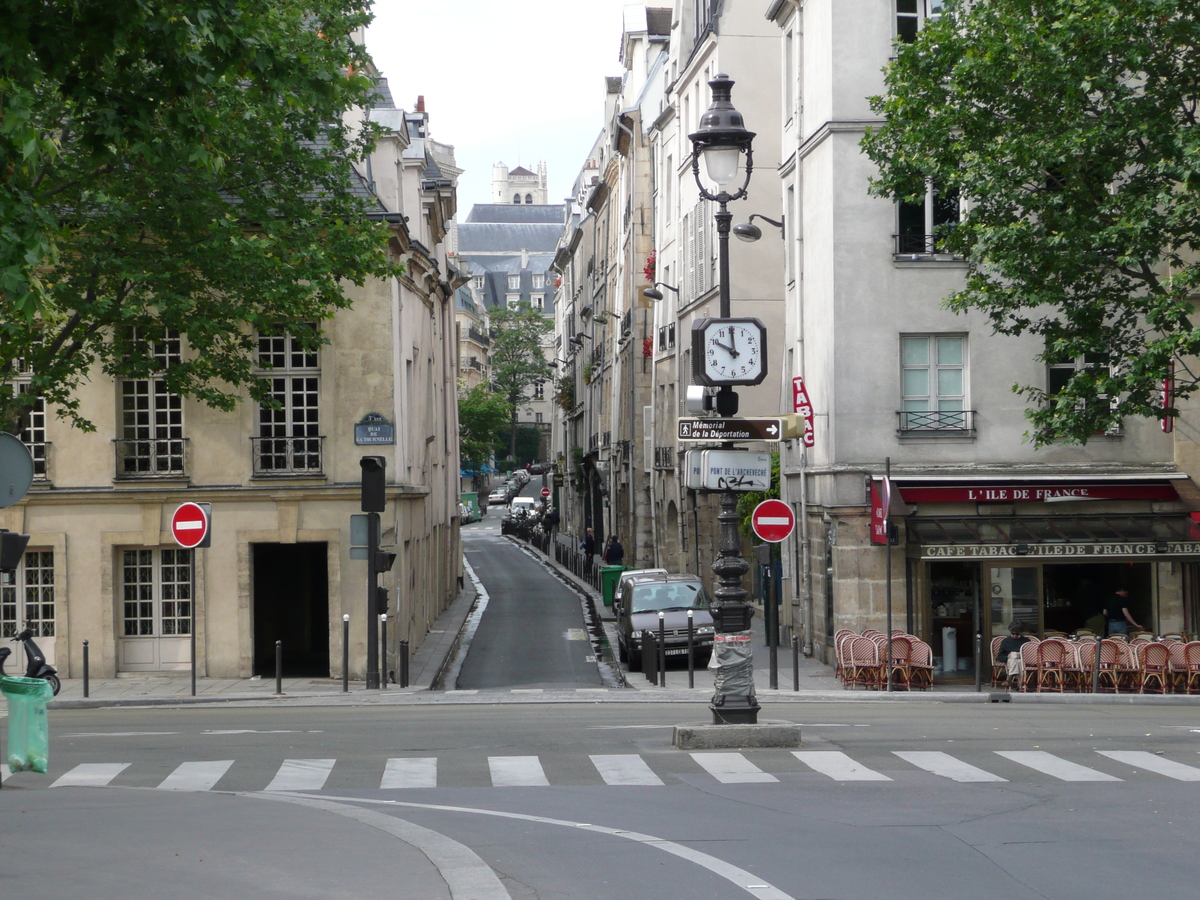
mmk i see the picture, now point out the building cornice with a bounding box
[797,119,884,162]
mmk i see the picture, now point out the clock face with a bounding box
[695,318,767,385]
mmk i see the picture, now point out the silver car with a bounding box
[616,575,715,670]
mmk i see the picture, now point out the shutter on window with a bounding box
[643,405,652,473]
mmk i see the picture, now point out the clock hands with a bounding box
[711,339,739,357]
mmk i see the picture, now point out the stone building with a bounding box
[2,80,464,682]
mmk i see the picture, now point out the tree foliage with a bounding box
[457,382,510,472]
[487,303,552,458]
[0,0,396,430]
[862,0,1200,444]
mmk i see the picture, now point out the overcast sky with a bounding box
[366,1,636,211]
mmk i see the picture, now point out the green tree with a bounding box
[457,382,510,473]
[862,0,1200,444]
[488,303,552,460]
[0,0,394,431]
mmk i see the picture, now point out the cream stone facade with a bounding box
[1,81,463,682]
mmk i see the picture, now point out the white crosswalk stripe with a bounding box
[893,751,1007,783]
[51,763,130,788]
[995,750,1122,782]
[158,760,234,792]
[691,752,778,783]
[265,758,336,792]
[489,755,550,786]
[1096,751,1200,781]
[381,757,438,789]
[792,751,891,781]
[1,764,13,783]
[590,754,664,786]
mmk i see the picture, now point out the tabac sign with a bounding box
[923,542,1200,560]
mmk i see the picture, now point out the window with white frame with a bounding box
[508,274,521,290]
[473,275,485,291]
[532,274,545,289]
[256,326,321,473]
[530,293,544,309]
[506,293,521,309]
[897,181,960,255]
[119,329,184,476]
[1047,349,1120,433]
[900,335,968,431]
[122,548,191,637]
[1,550,54,638]
[534,381,545,400]
[11,359,47,478]
[897,0,944,43]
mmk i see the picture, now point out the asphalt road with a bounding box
[457,487,603,691]
[6,701,1200,899]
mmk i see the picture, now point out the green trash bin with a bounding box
[1,676,54,774]
[600,565,629,608]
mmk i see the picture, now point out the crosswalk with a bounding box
[6,748,1200,791]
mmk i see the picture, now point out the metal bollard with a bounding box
[380,614,388,690]
[687,610,695,689]
[793,634,800,692]
[275,640,283,695]
[83,639,90,698]
[658,612,666,688]
[342,614,349,692]
[400,639,409,688]
[643,630,657,684]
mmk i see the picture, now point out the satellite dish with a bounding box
[0,433,34,509]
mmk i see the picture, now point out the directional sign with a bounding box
[751,499,795,543]
[699,450,772,491]
[677,417,785,442]
[541,487,551,499]
[171,502,211,549]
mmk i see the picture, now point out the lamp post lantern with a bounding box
[688,74,761,725]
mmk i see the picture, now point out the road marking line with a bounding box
[510,689,544,693]
[566,628,588,640]
[691,752,778,784]
[296,792,794,900]
[995,750,1121,782]
[444,689,478,695]
[51,763,130,787]
[265,758,336,791]
[61,731,181,737]
[1,764,11,782]
[381,757,438,789]
[158,760,234,791]
[590,754,664,786]
[1097,750,1200,781]
[489,755,550,786]
[893,751,1007,783]
[792,751,891,781]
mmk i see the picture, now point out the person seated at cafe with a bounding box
[996,622,1032,688]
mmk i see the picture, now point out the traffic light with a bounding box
[375,586,390,616]
[374,550,397,574]
[0,531,30,572]
[359,456,387,512]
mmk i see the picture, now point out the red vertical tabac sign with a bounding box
[870,479,889,545]
[792,377,815,447]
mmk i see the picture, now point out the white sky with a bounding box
[366,1,636,211]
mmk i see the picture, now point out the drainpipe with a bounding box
[615,114,639,565]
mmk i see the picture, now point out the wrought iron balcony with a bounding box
[114,438,188,478]
[251,435,324,476]
[894,233,962,258]
[653,446,675,470]
[897,409,975,436]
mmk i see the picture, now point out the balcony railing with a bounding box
[467,327,490,347]
[621,309,632,336]
[653,446,675,470]
[251,435,324,476]
[894,233,961,257]
[589,433,600,452]
[897,409,975,436]
[114,438,188,478]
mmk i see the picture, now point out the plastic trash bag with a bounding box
[2,676,54,774]
[711,631,755,700]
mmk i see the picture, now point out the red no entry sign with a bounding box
[540,487,551,499]
[751,499,795,543]
[171,502,211,549]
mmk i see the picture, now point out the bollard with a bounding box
[643,630,657,684]
[400,639,409,688]
[687,610,695,689]
[380,614,388,690]
[975,631,983,692]
[342,614,350,692]
[658,612,666,688]
[275,640,283,695]
[793,633,800,692]
[83,639,90,698]
[1092,635,1101,693]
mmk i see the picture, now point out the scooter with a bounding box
[0,627,61,695]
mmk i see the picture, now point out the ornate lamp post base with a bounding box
[710,694,761,725]
[709,490,759,725]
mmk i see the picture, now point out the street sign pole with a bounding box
[885,457,893,693]
[171,502,211,697]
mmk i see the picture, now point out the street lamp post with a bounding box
[688,74,760,726]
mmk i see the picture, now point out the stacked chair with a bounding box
[834,629,935,690]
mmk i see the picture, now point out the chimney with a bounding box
[416,95,426,112]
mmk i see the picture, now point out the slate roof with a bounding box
[464,204,565,225]
[647,9,672,36]
[508,166,536,177]
[457,223,563,253]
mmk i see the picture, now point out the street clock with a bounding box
[691,317,768,386]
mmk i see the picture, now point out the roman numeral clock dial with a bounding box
[691,317,768,386]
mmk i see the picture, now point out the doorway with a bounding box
[252,543,329,677]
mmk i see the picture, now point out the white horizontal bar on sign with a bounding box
[756,517,791,525]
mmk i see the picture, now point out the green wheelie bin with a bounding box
[600,564,629,608]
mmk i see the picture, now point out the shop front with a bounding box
[874,478,1200,677]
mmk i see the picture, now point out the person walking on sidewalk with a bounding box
[603,535,624,565]
[580,527,595,557]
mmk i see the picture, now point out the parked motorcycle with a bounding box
[0,627,61,695]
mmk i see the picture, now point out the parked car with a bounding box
[458,502,476,524]
[616,574,715,670]
[509,496,538,514]
[613,568,667,610]
[488,488,508,506]
[529,463,545,475]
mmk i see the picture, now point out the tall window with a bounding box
[534,381,545,400]
[900,335,967,431]
[897,0,944,43]
[513,193,521,204]
[532,274,545,289]
[530,293,545,309]
[508,274,521,290]
[897,182,959,254]
[119,330,184,475]
[1048,350,1119,433]
[506,293,521,309]
[11,360,47,478]
[525,194,533,204]
[122,548,191,637]
[1,550,54,638]
[255,326,321,474]
[473,275,485,291]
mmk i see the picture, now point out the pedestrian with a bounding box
[544,505,560,534]
[995,622,1031,689]
[1107,589,1144,635]
[580,527,595,557]
[603,534,624,565]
